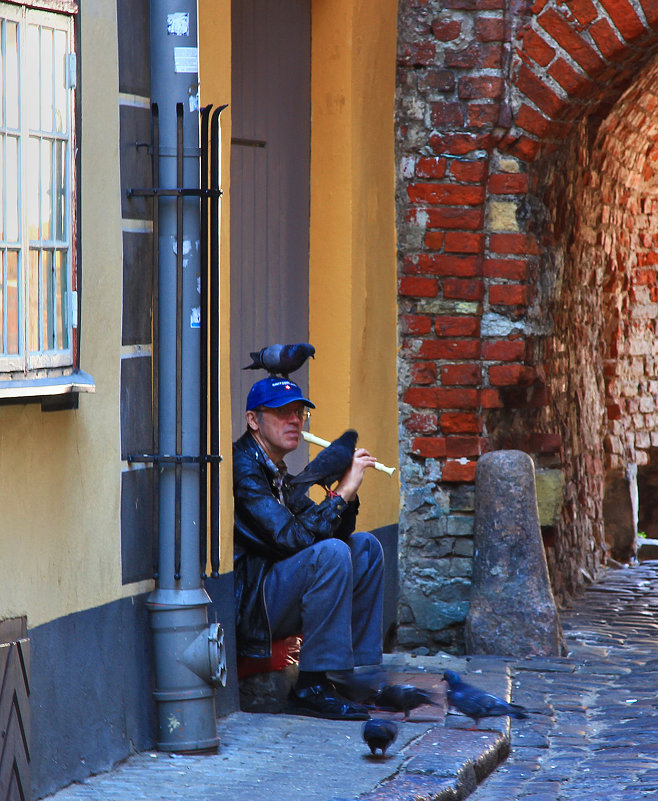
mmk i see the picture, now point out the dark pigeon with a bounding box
[243,343,315,377]
[443,670,528,729]
[326,666,389,705]
[373,684,440,719]
[289,430,358,500]
[362,718,398,758]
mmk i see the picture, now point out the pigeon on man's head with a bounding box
[443,670,528,730]
[243,343,315,377]
[289,430,358,500]
[373,684,440,719]
[362,718,398,758]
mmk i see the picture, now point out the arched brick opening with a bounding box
[396,0,658,653]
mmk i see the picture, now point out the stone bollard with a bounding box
[465,450,566,657]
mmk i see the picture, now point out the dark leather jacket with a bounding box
[233,431,359,658]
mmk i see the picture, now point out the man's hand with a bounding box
[335,448,377,502]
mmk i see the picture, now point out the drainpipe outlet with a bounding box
[180,622,227,687]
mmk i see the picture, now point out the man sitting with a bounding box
[233,375,384,720]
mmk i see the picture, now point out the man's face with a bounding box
[246,401,307,462]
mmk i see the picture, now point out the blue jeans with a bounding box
[262,531,384,672]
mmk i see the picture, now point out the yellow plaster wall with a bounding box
[0,1,147,629]
[198,1,234,574]
[309,0,400,531]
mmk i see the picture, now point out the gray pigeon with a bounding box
[289,430,358,501]
[373,684,440,719]
[362,718,398,757]
[443,670,528,729]
[243,343,315,377]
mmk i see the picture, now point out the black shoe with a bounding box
[286,683,371,721]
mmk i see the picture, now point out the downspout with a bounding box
[146,0,224,753]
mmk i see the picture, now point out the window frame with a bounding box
[0,0,91,404]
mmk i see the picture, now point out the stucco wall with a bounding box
[0,0,153,631]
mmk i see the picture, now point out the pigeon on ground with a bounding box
[326,667,388,705]
[243,343,315,377]
[373,684,440,719]
[362,719,398,758]
[443,670,528,730]
[289,430,358,501]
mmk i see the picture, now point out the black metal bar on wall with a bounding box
[127,102,224,583]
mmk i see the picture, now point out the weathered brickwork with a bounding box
[396,0,658,652]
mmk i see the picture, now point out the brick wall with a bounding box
[396,0,658,652]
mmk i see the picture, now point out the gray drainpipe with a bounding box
[146,0,225,753]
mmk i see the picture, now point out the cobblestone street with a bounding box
[468,561,658,801]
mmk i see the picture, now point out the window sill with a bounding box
[0,370,96,410]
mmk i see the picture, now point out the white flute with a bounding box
[302,430,396,476]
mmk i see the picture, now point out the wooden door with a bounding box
[230,0,311,469]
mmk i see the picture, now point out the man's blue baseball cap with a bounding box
[246,376,315,411]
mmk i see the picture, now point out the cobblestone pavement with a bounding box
[468,560,658,801]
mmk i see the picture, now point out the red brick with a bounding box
[436,388,479,408]
[429,132,492,156]
[399,276,438,297]
[412,437,447,458]
[425,232,445,250]
[589,18,626,59]
[599,0,646,41]
[515,105,556,139]
[480,388,503,408]
[442,459,477,482]
[435,315,480,337]
[426,207,484,230]
[444,232,485,253]
[489,283,529,305]
[445,436,485,457]
[446,43,502,69]
[403,387,437,408]
[412,361,437,384]
[515,64,564,118]
[419,339,481,360]
[639,0,658,31]
[406,412,439,434]
[521,28,555,66]
[489,233,538,255]
[606,403,623,421]
[475,16,505,42]
[450,160,488,183]
[441,363,481,385]
[398,41,437,66]
[401,314,432,334]
[431,102,466,127]
[488,172,529,194]
[529,432,562,453]
[416,157,448,179]
[409,183,486,206]
[537,9,605,75]
[418,69,456,92]
[458,76,504,100]
[431,18,462,41]
[484,257,530,280]
[482,339,526,360]
[468,103,500,128]
[440,412,482,434]
[444,278,485,300]
[488,364,535,385]
[507,135,541,162]
[567,0,598,25]
[421,255,480,277]
[547,58,594,98]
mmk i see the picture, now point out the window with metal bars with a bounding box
[0,0,91,402]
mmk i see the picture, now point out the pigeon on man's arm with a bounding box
[289,430,358,502]
[362,719,398,758]
[443,670,528,730]
[243,343,315,377]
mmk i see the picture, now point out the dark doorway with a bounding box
[230,0,311,471]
